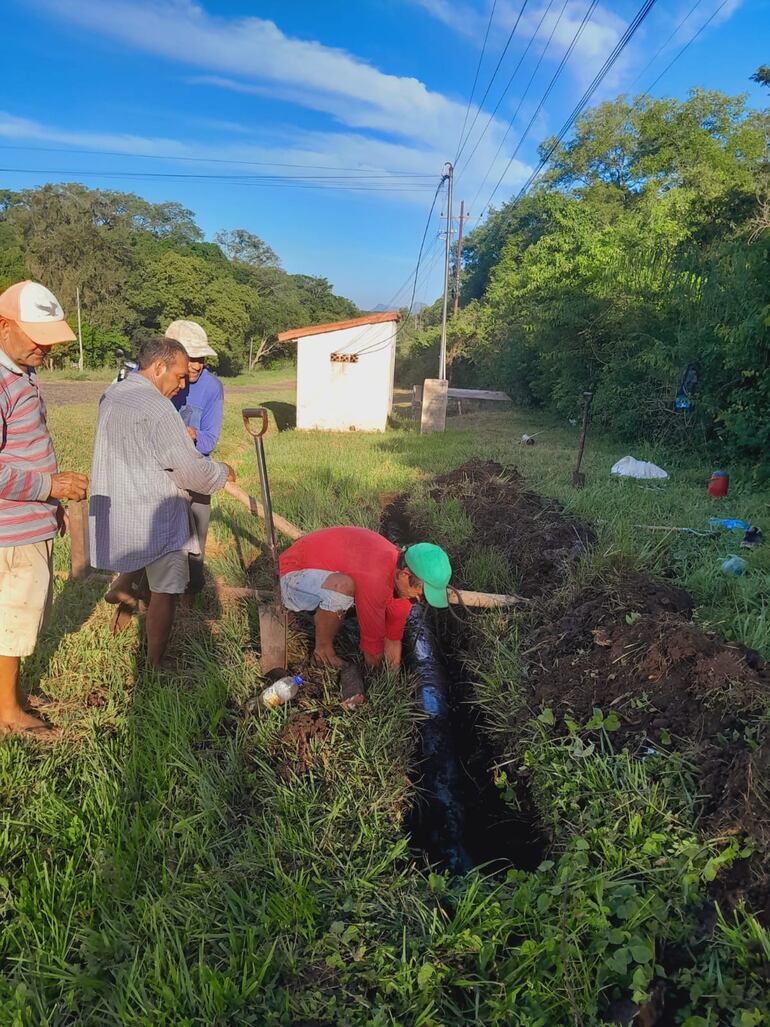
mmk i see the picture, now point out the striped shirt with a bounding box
[0,349,58,547]
[89,374,229,573]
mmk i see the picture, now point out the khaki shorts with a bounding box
[145,549,189,595]
[0,539,53,658]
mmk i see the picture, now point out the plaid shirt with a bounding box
[89,374,229,572]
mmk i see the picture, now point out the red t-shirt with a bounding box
[279,526,411,656]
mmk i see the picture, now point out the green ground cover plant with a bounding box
[1,386,768,1024]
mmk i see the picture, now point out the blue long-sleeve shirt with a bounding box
[172,368,224,457]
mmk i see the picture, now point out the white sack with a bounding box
[610,455,668,480]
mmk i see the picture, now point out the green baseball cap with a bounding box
[404,543,452,608]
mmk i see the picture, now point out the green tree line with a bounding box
[400,85,770,468]
[0,184,358,373]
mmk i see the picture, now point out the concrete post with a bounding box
[420,378,448,434]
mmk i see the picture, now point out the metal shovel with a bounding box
[242,407,288,674]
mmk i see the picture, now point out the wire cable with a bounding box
[0,143,435,177]
[0,166,436,192]
[496,0,659,211]
[455,0,557,179]
[482,0,601,212]
[628,0,705,89]
[453,0,499,164]
[463,0,563,208]
[323,175,448,355]
[454,0,530,167]
[644,0,729,93]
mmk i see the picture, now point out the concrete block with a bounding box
[420,378,448,434]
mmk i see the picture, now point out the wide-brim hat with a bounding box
[165,319,217,359]
[0,281,76,345]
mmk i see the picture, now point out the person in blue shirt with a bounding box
[166,320,225,596]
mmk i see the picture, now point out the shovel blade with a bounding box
[259,603,288,675]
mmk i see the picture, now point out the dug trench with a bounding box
[259,459,769,920]
[405,460,770,923]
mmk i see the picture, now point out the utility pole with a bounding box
[453,200,467,315]
[439,162,453,381]
[76,286,83,373]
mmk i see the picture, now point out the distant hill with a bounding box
[370,301,428,313]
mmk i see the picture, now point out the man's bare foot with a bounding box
[340,692,366,712]
[0,708,53,734]
[312,647,345,669]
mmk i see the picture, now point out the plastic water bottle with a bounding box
[260,674,303,709]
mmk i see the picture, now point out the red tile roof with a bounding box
[277,311,400,342]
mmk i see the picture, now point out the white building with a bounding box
[278,312,400,432]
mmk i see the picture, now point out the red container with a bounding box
[707,470,730,498]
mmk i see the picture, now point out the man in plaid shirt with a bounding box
[90,336,234,668]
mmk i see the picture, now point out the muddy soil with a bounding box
[274,711,328,780]
[427,460,770,920]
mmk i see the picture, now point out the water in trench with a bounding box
[381,505,545,874]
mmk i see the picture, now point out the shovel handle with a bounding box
[242,407,269,438]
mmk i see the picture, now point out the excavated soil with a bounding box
[274,712,328,780]
[427,460,770,919]
[426,460,595,597]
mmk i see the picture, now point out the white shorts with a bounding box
[280,569,354,615]
[0,539,53,657]
[145,550,189,595]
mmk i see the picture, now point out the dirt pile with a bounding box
[274,712,328,780]
[428,461,770,916]
[427,459,594,596]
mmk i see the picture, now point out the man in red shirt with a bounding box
[278,526,452,691]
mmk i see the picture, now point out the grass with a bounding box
[2,394,769,1024]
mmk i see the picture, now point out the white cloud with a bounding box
[30,0,534,204]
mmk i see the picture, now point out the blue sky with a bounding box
[3,0,768,310]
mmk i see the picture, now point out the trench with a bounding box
[380,503,545,875]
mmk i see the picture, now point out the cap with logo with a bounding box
[165,320,217,359]
[404,542,452,608]
[0,281,76,346]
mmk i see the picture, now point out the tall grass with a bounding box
[2,395,768,1023]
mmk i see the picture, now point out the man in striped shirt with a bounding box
[0,281,89,735]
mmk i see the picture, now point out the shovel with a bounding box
[571,391,593,489]
[242,407,288,674]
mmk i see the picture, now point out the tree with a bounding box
[215,229,281,268]
[751,65,770,89]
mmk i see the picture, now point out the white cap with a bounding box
[0,280,76,346]
[164,319,217,359]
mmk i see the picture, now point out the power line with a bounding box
[482,0,601,212]
[645,0,729,93]
[499,0,660,210]
[0,167,436,192]
[0,143,435,177]
[463,0,563,208]
[455,0,557,179]
[454,0,530,167]
[325,176,448,355]
[628,0,705,89]
[453,0,499,164]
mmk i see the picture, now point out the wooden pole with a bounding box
[68,498,90,578]
[223,481,304,541]
[572,391,593,489]
[76,287,84,373]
